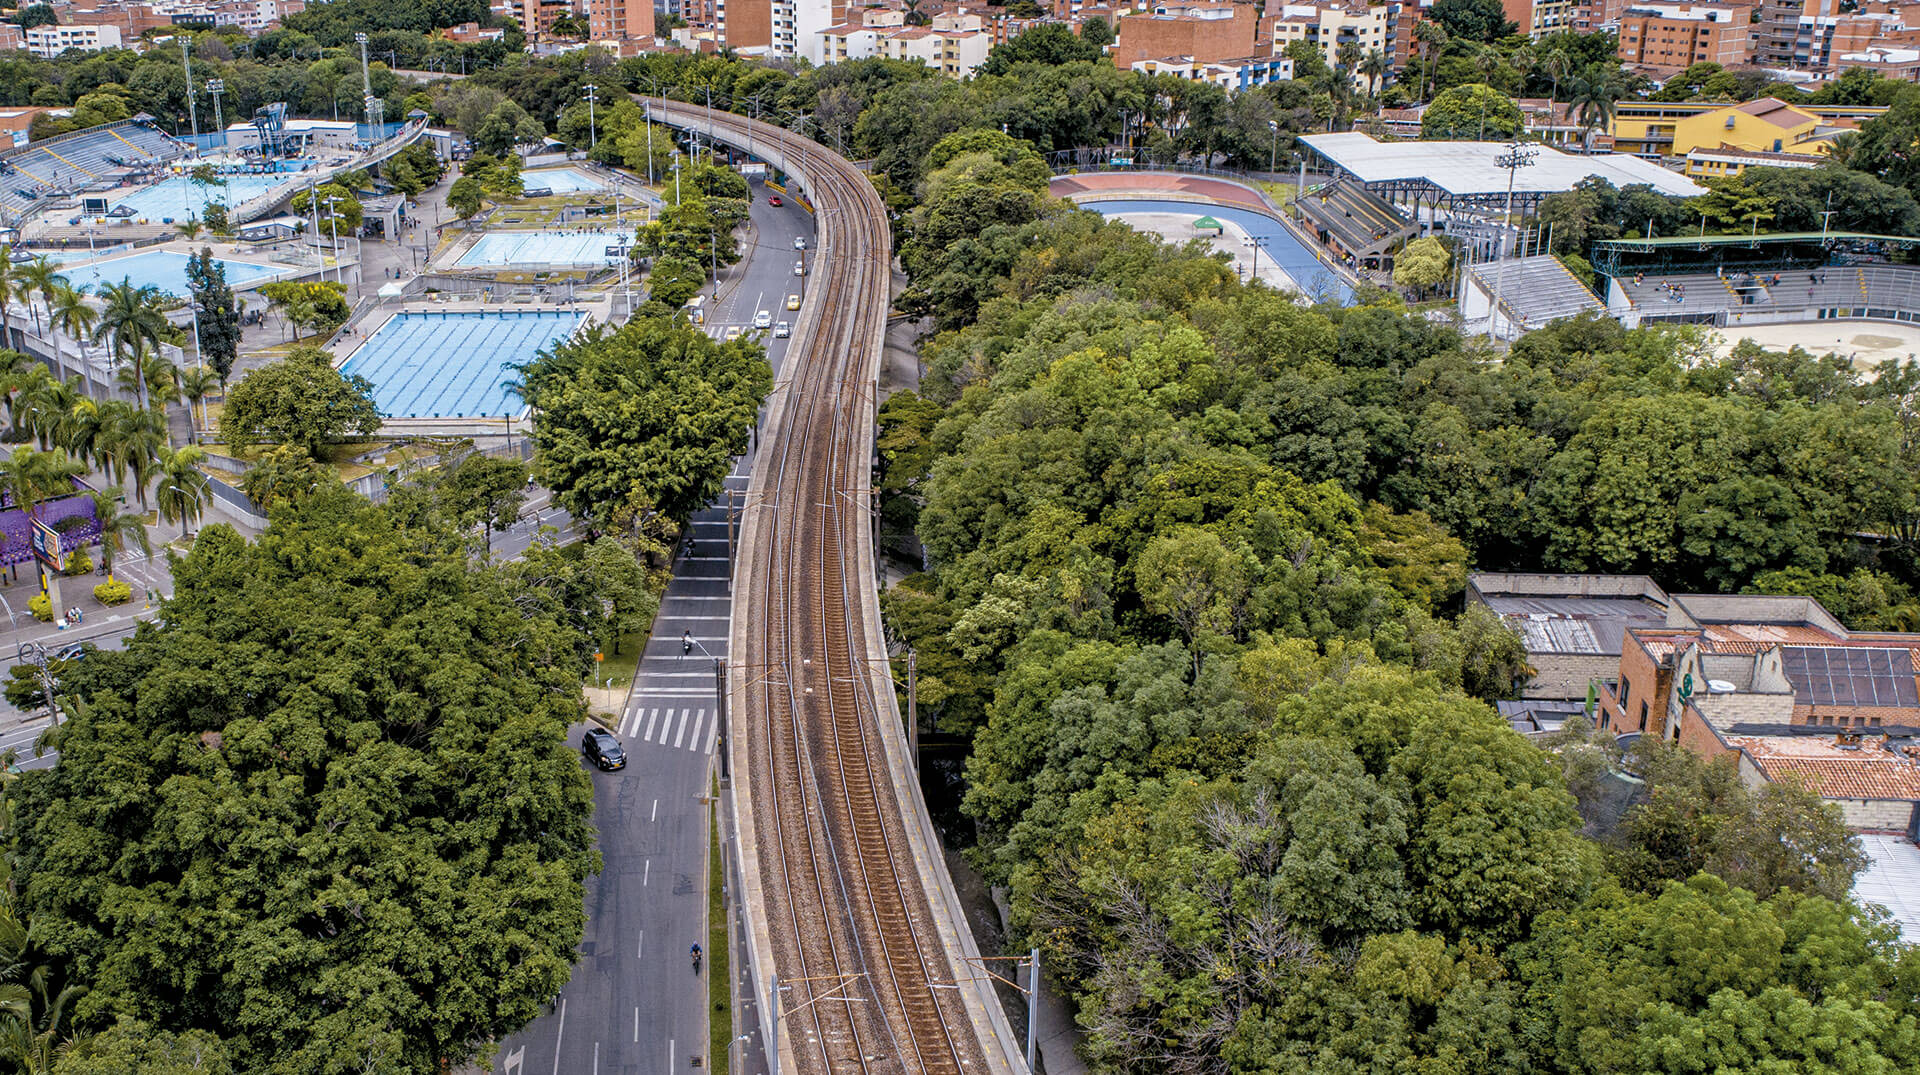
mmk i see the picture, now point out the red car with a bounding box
[768,196,783,206]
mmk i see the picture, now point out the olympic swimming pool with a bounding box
[57,249,282,296]
[456,231,625,267]
[339,311,583,419]
[522,167,609,194]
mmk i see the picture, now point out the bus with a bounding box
[685,295,706,325]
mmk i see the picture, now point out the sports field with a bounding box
[1714,320,1920,372]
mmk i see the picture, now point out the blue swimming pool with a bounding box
[1080,198,1354,304]
[340,311,583,419]
[457,231,625,267]
[106,166,314,222]
[61,250,281,296]
[523,167,608,194]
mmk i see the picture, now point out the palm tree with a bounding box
[1474,45,1503,85]
[117,347,178,421]
[178,365,218,443]
[12,258,61,340]
[1360,49,1390,97]
[12,374,75,453]
[155,444,211,541]
[1542,48,1572,102]
[87,486,150,582]
[48,283,96,399]
[0,965,84,1075]
[1,447,84,527]
[93,280,168,409]
[0,248,19,352]
[175,217,204,242]
[97,402,164,510]
[1569,72,1621,152]
[1414,22,1448,103]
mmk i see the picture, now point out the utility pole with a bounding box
[1026,948,1040,1072]
[325,195,344,292]
[1487,141,1537,343]
[583,83,599,149]
[906,648,918,773]
[206,78,225,147]
[181,36,199,153]
[1268,118,1278,174]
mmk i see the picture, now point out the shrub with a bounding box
[62,549,92,577]
[94,579,132,605]
[28,593,50,621]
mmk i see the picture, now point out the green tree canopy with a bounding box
[518,316,771,524]
[1421,83,1523,140]
[8,486,600,1073]
[218,343,381,455]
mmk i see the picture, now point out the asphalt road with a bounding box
[494,183,811,1075]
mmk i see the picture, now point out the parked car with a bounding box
[582,728,626,771]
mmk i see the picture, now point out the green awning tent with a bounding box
[1192,215,1224,234]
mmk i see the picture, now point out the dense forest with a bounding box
[868,119,1920,1070]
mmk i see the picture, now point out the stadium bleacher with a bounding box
[0,121,189,221]
[1620,263,1920,325]
[1471,255,1604,330]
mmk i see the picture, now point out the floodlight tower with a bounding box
[584,84,599,149]
[1487,140,1538,343]
[205,79,225,145]
[181,36,199,153]
[355,32,384,135]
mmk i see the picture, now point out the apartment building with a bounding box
[1263,2,1389,88]
[1502,0,1579,36]
[879,25,993,74]
[1113,0,1260,67]
[1616,2,1753,69]
[1130,52,1295,90]
[25,22,122,56]
[585,0,655,51]
[807,7,990,74]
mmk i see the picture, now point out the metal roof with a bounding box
[1781,646,1920,709]
[1483,594,1668,656]
[1594,231,1917,248]
[1301,132,1705,199]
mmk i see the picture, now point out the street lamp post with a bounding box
[1268,119,1279,175]
[324,195,344,291]
[584,84,599,150]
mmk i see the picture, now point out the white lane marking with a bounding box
[685,709,706,749]
[705,712,720,755]
[550,999,566,1075]
[644,708,660,741]
[634,1007,640,1042]
[638,931,644,959]
[669,1041,675,1071]
[591,1041,598,1074]
[673,708,691,748]
[643,859,650,886]
[651,798,658,822]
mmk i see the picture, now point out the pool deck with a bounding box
[35,238,332,295]
[325,295,615,436]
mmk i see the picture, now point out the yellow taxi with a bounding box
[786,294,801,311]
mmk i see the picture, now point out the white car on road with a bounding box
[753,310,772,329]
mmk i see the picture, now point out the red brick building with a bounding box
[1112,0,1259,67]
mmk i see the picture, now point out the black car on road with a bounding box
[582,727,626,771]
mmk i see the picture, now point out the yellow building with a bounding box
[1611,98,1884,175]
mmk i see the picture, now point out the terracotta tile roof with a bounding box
[1735,97,1811,129]
[1728,735,1920,801]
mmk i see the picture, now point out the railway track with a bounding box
[642,103,1009,1074]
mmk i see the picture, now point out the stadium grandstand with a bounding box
[1460,254,1605,337]
[0,118,189,225]
[1592,234,1920,328]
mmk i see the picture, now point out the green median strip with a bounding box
[707,780,731,1072]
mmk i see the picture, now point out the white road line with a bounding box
[619,711,635,737]
[673,708,691,748]
[591,1042,598,1075]
[639,672,713,679]
[634,1007,639,1043]
[643,859,650,886]
[644,708,660,741]
[671,615,731,622]
[661,595,731,602]
[638,931,644,959]
[634,689,719,697]
[650,798,658,822]
[686,709,706,749]
[550,999,566,1075]
[704,712,719,755]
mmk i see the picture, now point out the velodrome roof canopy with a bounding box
[1301,133,1705,206]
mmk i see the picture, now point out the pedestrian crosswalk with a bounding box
[620,705,719,755]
